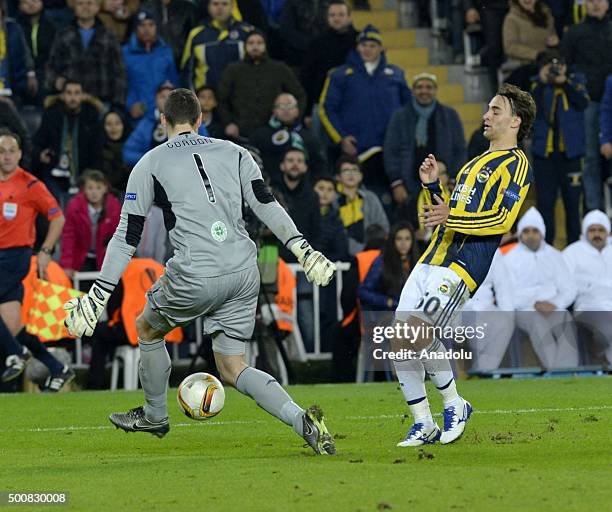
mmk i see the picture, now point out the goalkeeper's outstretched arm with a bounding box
[237,147,336,286]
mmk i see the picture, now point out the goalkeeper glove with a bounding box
[63,282,111,337]
[290,238,336,286]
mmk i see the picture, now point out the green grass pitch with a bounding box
[1,378,611,511]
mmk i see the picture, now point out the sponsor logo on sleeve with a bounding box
[125,193,137,201]
[504,189,521,202]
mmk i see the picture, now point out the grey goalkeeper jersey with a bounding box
[99,132,302,285]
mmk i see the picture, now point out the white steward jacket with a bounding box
[562,240,612,311]
[504,242,576,311]
[465,249,515,311]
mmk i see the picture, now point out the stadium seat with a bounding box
[110,346,140,391]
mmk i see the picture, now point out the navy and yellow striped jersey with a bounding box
[419,148,532,293]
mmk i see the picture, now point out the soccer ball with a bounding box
[177,372,225,420]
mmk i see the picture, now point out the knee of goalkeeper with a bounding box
[290,238,336,286]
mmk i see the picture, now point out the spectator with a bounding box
[59,169,121,276]
[98,0,139,43]
[463,248,516,372]
[503,0,558,90]
[313,176,348,262]
[563,210,612,364]
[561,0,612,211]
[180,0,253,90]
[0,97,33,168]
[123,9,178,122]
[300,0,356,133]
[123,81,172,166]
[101,108,131,192]
[530,50,589,245]
[0,1,36,102]
[259,0,287,26]
[33,79,104,205]
[217,29,305,138]
[464,0,509,87]
[278,0,330,67]
[504,207,579,368]
[0,129,71,390]
[600,74,612,165]
[46,0,126,106]
[467,122,488,160]
[142,0,198,68]
[197,0,269,32]
[250,92,325,185]
[320,25,411,211]
[384,72,465,212]
[273,147,320,351]
[358,221,418,311]
[313,175,348,352]
[17,0,57,104]
[196,86,223,138]
[335,155,389,256]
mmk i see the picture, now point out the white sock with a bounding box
[421,339,462,407]
[393,357,434,425]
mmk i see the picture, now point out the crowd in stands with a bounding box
[0,0,611,390]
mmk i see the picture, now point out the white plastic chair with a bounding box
[110,345,140,390]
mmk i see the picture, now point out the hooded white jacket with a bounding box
[505,208,576,311]
[562,210,612,311]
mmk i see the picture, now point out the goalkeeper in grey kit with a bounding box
[63,89,336,455]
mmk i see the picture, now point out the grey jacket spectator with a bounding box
[384,91,465,198]
[46,16,126,105]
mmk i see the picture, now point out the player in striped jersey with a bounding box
[392,84,536,447]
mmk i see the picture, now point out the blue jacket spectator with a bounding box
[600,74,612,147]
[319,27,411,156]
[122,10,178,120]
[180,2,253,90]
[530,69,589,159]
[384,73,465,198]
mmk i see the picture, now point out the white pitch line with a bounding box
[7,405,611,434]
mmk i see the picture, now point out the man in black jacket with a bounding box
[274,147,320,351]
[250,92,327,185]
[33,79,103,205]
[301,0,356,128]
[561,0,612,211]
[279,0,330,67]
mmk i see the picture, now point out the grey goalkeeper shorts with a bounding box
[142,265,260,355]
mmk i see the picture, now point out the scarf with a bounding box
[412,98,437,147]
[268,116,308,159]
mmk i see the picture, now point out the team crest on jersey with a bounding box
[211,221,228,242]
[384,67,395,75]
[438,283,450,294]
[272,130,290,146]
[229,30,239,40]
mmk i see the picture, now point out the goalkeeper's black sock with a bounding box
[0,316,23,357]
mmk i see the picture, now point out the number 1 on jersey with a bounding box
[193,153,216,204]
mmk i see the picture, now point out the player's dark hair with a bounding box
[497,83,536,142]
[0,128,21,149]
[381,221,419,298]
[163,88,201,128]
[335,155,361,174]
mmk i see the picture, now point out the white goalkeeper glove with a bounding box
[63,282,111,337]
[290,238,336,286]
